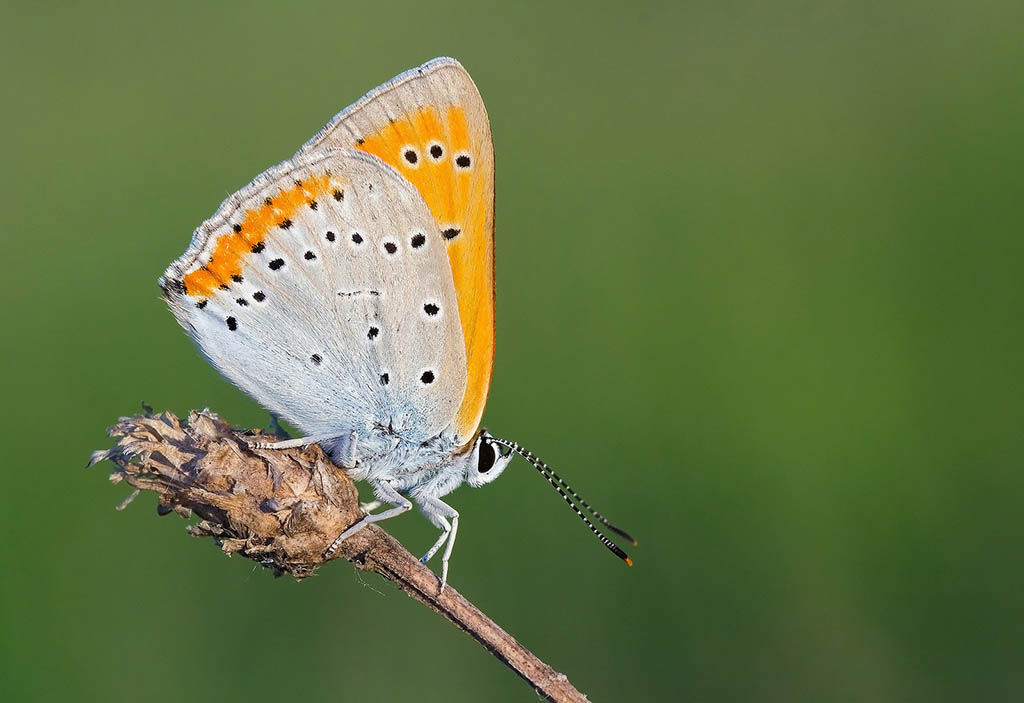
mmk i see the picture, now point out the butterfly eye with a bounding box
[477,441,496,473]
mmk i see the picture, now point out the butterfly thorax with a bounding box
[325,428,468,496]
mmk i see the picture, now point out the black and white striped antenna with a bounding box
[489,436,636,565]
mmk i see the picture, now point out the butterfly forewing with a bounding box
[301,57,495,445]
[161,148,467,445]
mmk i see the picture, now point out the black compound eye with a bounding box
[477,441,496,473]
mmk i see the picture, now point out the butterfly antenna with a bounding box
[489,437,636,565]
[501,439,638,546]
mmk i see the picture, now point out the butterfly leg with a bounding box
[416,496,460,593]
[419,516,451,565]
[346,432,358,467]
[325,481,410,557]
[251,433,341,450]
[251,431,359,469]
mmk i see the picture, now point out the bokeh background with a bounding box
[2,1,1022,701]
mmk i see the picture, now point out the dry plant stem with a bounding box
[89,409,588,703]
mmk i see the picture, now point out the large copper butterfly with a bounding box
[160,58,634,589]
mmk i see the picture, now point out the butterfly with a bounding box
[160,57,634,589]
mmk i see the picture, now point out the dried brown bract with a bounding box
[90,408,364,578]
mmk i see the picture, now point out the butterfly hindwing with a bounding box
[161,148,467,446]
[301,57,495,445]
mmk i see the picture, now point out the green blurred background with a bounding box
[2,1,1022,700]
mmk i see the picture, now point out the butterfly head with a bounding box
[464,429,515,488]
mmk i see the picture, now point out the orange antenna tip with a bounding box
[624,557,633,567]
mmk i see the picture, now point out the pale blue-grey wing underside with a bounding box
[160,148,467,447]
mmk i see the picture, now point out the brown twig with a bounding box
[89,409,589,703]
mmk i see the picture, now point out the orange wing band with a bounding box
[182,174,332,298]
